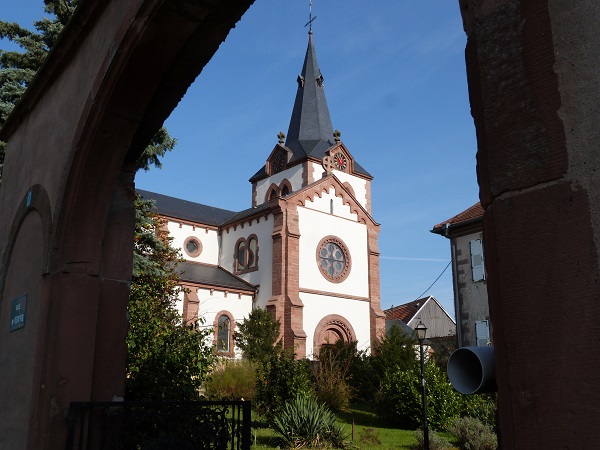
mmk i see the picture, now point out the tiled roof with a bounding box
[432,202,483,231]
[136,189,237,226]
[384,296,431,322]
[177,261,255,292]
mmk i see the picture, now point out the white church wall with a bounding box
[254,165,304,204]
[303,187,358,221]
[301,292,372,358]
[297,206,369,297]
[166,220,220,265]
[333,172,369,211]
[195,288,254,358]
[309,161,326,182]
[220,214,274,306]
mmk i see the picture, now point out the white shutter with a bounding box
[475,320,490,346]
[470,238,485,282]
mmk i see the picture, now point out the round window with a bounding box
[316,236,351,283]
[183,236,202,257]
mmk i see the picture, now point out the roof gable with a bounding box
[287,175,378,226]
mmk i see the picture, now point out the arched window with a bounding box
[235,239,246,272]
[217,315,231,352]
[266,183,279,203]
[279,179,292,197]
[214,311,235,356]
[234,235,259,274]
[248,236,258,270]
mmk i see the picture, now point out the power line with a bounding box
[413,261,451,301]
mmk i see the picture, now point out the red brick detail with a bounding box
[182,285,200,323]
[367,222,385,349]
[269,203,306,357]
[365,180,372,214]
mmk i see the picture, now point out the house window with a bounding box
[234,235,259,274]
[217,315,231,352]
[470,238,485,282]
[475,320,491,346]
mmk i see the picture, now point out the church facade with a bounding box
[139,32,385,359]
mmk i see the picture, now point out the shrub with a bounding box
[313,343,354,411]
[272,395,351,449]
[204,359,257,401]
[255,350,313,421]
[376,362,462,430]
[410,429,453,450]
[460,393,497,428]
[449,417,497,450]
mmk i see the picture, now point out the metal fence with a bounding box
[65,400,251,450]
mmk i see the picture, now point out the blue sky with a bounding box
[2,1,479,317]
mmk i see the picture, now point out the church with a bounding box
[138,30,385,359]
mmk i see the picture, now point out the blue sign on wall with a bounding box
[10,294,27,331]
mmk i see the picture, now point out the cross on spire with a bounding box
[304,0,317,32]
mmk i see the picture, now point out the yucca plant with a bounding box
[272,395,350,449]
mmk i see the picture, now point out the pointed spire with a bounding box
[285,32,334,158]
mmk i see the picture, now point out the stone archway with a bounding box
[0,1,254,448]
[313,314,356,357]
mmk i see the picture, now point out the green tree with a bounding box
[234,307,282,364]
[126,195,214,401]
[0,0,176,185]
[255,349,313,421]
[349,324,419,403]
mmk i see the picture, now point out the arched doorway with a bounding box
[313,314,356,357]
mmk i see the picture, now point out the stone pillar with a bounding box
[459,0,600,446]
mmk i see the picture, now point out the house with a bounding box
[384,296,456,339]
[431,202,491,347]
[138,30,385,359]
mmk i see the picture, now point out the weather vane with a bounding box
[304,0,317,32]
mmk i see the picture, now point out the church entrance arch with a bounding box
[313,314,356,357]
[0,0,255,447]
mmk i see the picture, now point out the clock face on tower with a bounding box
[272,153,285,173]
[332,152,347,170]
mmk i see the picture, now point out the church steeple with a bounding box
[285,31,334,158]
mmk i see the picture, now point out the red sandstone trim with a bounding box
[299,288,369,301]
[312,314,356,357]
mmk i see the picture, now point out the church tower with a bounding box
[248,30,385,357]
[250,31,374,214]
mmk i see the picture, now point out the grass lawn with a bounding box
[250,403,456,449]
